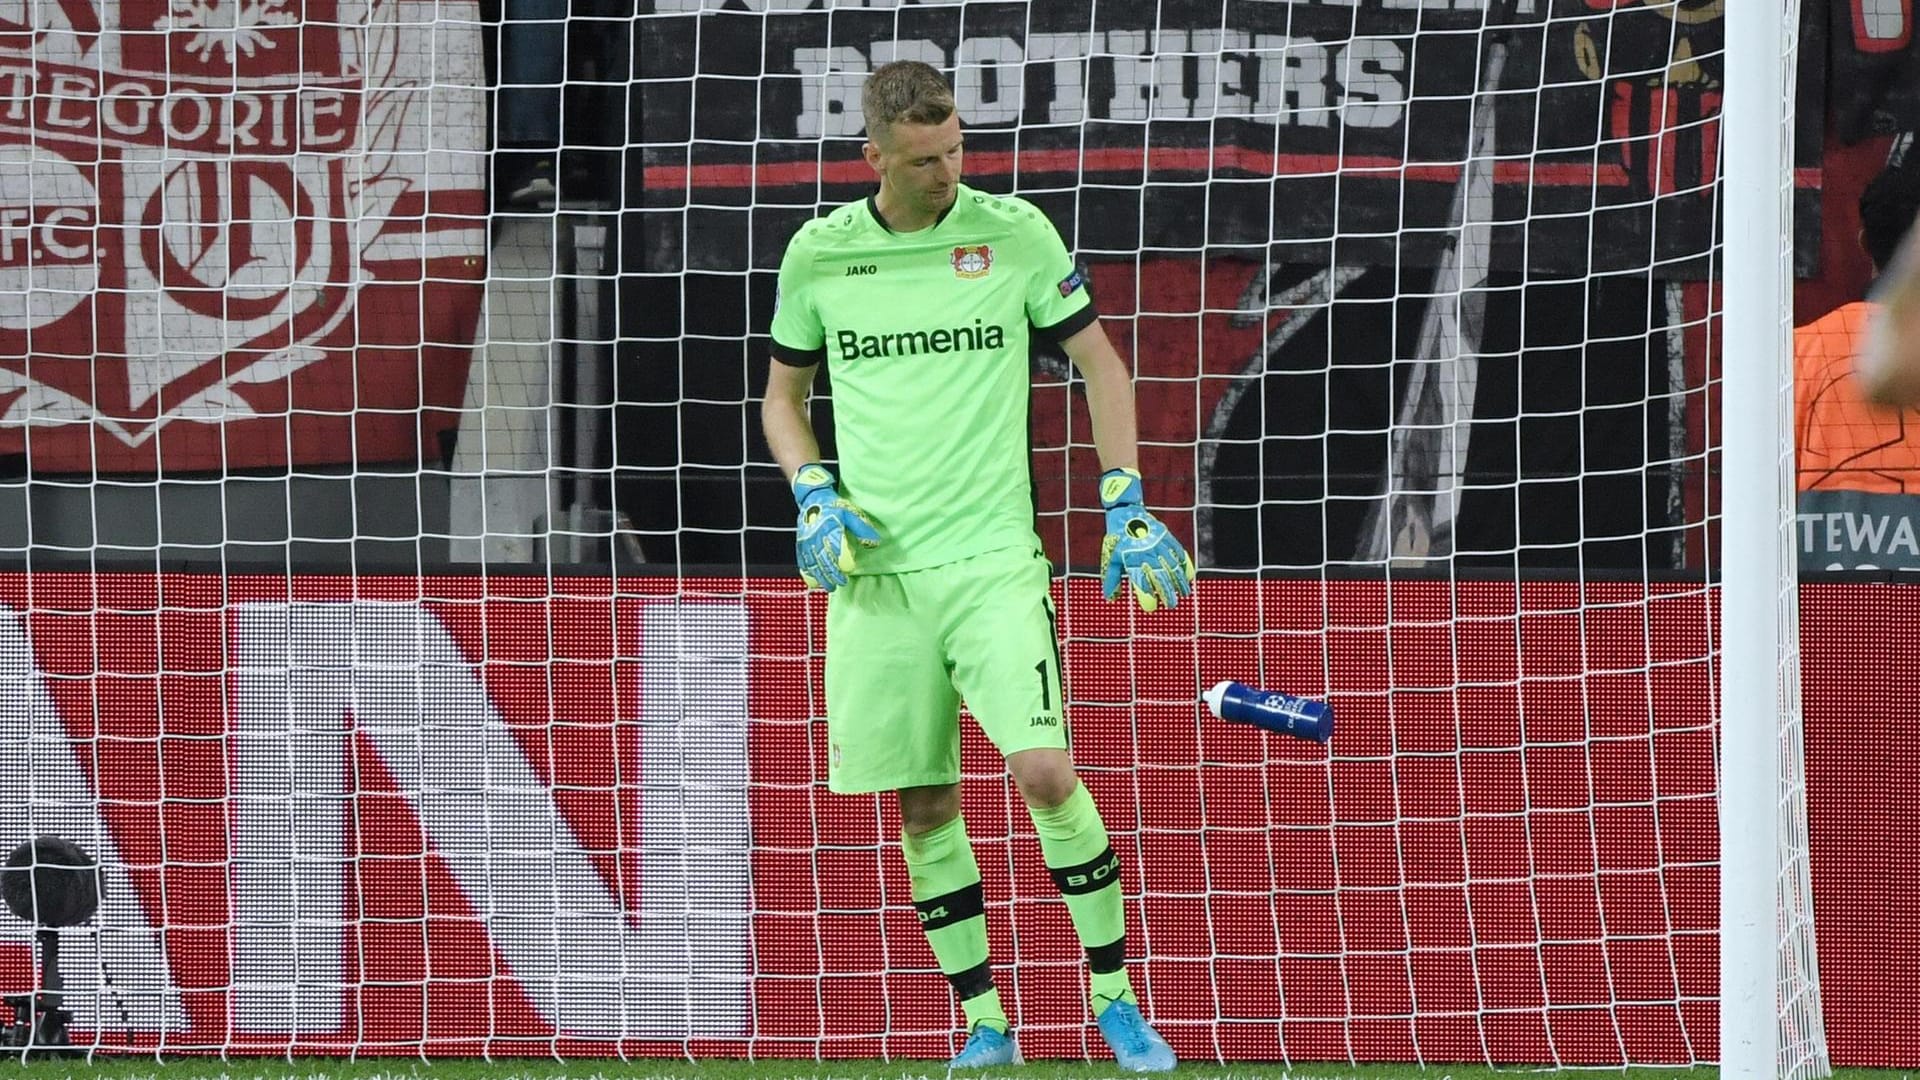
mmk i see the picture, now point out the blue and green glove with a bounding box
[1099,467,1195,612]
[792,463,882,592]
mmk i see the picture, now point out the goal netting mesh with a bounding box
[0,0,1832,1072]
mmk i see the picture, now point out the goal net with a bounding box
[0,0,1835,1073]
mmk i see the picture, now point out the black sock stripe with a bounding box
[948,959,995,1002]
[1087,937,1127,975]
[1048,846,1123,896]
[914,881,985,933]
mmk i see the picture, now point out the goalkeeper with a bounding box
[760,60,1192,1073]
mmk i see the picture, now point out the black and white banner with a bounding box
[639,0,1827,276]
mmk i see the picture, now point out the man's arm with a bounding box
[1060,318,1195,609]
[763,356,881,589]
[762,359,824,481]
[1860,224,1920,406]
[1058,321,1139,471]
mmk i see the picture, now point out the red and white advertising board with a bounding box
[0,575,751,1052]
[0,574,1911,1067]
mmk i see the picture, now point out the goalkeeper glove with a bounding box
[1098,467,1195,612]
[792,463,882,592]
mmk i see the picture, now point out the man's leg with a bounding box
[897,785,1011,1039]
[1010,752,1174,1071]
[1007,752,1133,1009]
[936,548,1134,1011]
[496,0,566,207]
[941,548,1175,1071]
[823,571,1007,1062]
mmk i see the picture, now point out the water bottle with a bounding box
[1203,680,1334,744]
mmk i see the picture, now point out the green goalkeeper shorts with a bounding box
[824,544,1068,794]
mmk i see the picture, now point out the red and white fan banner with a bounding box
[0,0,487,473]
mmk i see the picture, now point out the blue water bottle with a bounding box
[1203,680,1334,744]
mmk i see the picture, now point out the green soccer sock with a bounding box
[901,815,1008,1033]
[1030,781,1136,1014]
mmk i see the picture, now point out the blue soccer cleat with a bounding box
[949,1022,1022,1069]
[1095,999,1177,1073]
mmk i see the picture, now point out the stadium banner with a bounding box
[1827,0,1920,142]
[639,0,1825,277]
[0,572,1911,1066]
[1796,490,1920,571]
[0,1,488,474]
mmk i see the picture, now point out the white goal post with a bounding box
[1723,3,1827,1078]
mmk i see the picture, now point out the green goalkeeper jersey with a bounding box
[769,183,1097,575]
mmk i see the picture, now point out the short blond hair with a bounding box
[861,61,955,143]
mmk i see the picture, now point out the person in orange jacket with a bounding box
[1799,150,1920,495]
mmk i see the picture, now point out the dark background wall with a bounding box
[623,0,1852,573]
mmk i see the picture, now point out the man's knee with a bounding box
[1009,748,1077,809]
[897,783,962,835]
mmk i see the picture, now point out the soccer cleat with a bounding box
[1095,998,1177,1073]
[948,1022,1022,1069]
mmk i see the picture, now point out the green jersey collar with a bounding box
[866,190,959,234]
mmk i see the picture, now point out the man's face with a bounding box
[866,113,963,218]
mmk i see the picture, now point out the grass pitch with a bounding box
[0,1057,1912,1080]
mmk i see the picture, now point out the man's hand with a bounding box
[1863,222,1920,407]
[792,463,883,591]
[1098,467,1195,612]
